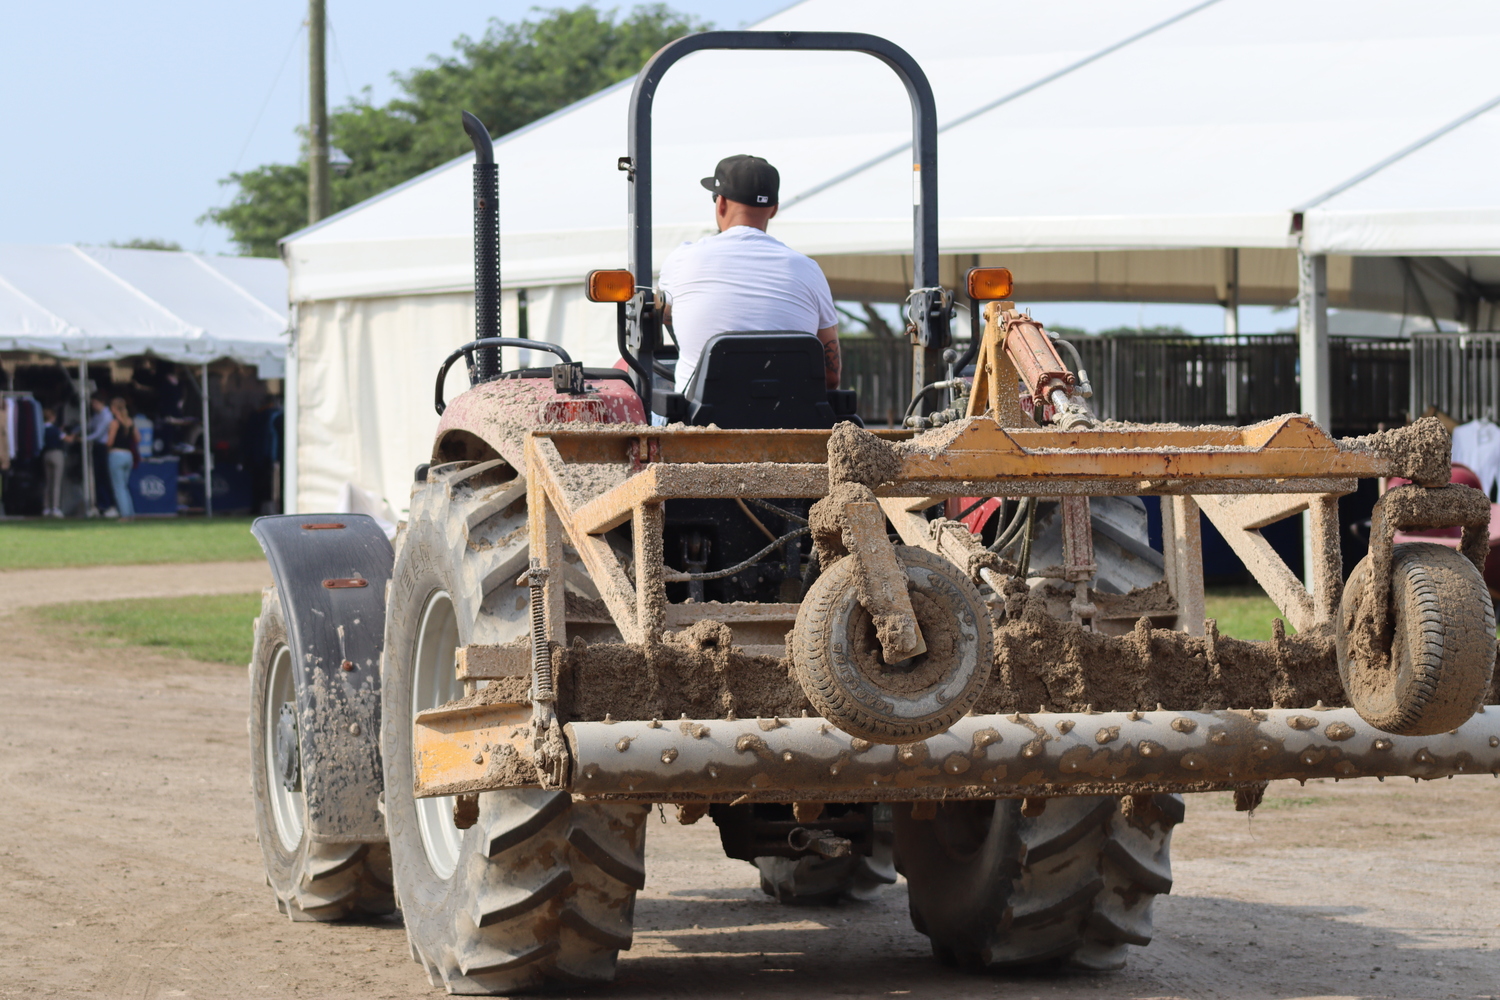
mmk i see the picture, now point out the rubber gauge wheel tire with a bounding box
[1336,541,1495,736]
[249,587,394,921]
[792,545,992,744]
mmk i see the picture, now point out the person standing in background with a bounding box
[40,408,73,517]
[105,398,139,522]
[86,396,113,515]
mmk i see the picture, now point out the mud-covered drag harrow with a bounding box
[413,413,1500,807]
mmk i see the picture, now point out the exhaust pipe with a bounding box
[462,111,500,384]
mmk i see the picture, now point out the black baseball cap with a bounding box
[700,154,779,207]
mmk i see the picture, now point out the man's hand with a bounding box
[817,325,840,389]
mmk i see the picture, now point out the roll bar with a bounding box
[620,31,951,411]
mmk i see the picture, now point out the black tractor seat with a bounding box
[651,332,859,429]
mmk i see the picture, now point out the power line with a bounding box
[230,19,307,177]
[195,18,306,251]
[326,13,358,102]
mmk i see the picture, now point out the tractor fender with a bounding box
[251,513,392,843]
[432,375,646,468]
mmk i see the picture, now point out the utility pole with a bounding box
[307,0,331,225]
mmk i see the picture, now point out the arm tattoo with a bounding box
[822,337,841,385]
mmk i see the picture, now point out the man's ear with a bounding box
[769,204,779,220]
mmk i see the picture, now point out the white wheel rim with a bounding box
[413,591,464,879]
[265,644,306,851]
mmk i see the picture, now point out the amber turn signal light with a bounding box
[966,266,1014,301]
[586,269,635,303]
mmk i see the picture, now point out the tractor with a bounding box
[247,30,1500,995]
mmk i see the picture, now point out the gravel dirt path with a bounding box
[1,601,1497,999]
[0,561,271,610]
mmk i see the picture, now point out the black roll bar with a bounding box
[621,31,950,411]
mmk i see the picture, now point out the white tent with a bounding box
[0,244,288,365]
[281,0,1500,516]
[0,244,289,517]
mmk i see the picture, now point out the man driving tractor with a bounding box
[658,154,841,391]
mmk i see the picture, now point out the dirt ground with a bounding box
[1,595,1498,1000]
[0,560,270,609]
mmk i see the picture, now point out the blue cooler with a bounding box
[130,457,179,516]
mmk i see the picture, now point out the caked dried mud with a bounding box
[555,591,1350,723]
[826,421,902,487]
[1341,416,1452,486]
[557,619,812,722]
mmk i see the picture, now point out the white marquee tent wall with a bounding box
[280,0,1500,517]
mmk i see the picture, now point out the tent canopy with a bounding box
[0,245,289,364]
[283,0,1500,308]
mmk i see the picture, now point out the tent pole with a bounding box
[78,357,94,517]
[1223,248,1239,335]
[1298,246,1330,586]
[284,308,299,515]
[201,363,214,518]
[1224,248,1240,419]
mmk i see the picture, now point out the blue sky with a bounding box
[0,2,786,255]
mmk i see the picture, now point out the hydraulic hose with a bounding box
[988,497,1034,555]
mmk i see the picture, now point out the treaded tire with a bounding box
[793,545,992,744]
[383,461,649,995]
[894,794,1181,971]
[249,587,394,921]
[1336,541,1496,736]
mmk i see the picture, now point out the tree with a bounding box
[109,238,183,251]
[204,4,709,257]
[1093,324,1193,338]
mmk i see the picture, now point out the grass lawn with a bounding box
[1205,585,1288,641]
[0,517,261,570]
[33,592,262,665]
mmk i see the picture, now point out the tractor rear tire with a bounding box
[249,587,395,921]
[383,461,649,994]
[1337,542,1496,736]
[894,794,1181,971]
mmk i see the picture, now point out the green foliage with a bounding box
[34,593,262,665]
[0,517,261,570]
[1091,324,1193,338]
[204,4,710,257]
[108,238,183,251]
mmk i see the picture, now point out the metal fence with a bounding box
[840,333,1410,434]
[1074,335,1409,435]
[1412,333,1500,424]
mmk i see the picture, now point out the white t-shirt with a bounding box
[1452,418,1500,498]
[657,226,837,392]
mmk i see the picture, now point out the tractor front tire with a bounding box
[895,794,1181,971]
[382,462,649,994]
[249,587,394,921]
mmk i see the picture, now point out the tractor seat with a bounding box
[651,332,859,430]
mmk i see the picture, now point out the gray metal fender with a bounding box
[252,514,393,843]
